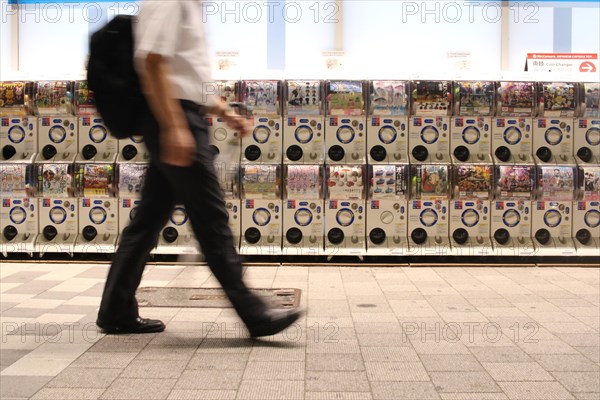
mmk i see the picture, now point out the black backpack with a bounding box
[87,15,150,139]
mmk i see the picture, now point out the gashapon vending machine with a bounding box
[531,165,577,255]
[283,80,324,163]
[0,164,37,255]
[35,163,78,254]
[366,164,409,255]
[208,80,241,177]
[241,80,282,164]
[408,80,452,164]
[449,165,493,255]
[534,82,577,165]
[0,81,37,163]
[155,205,197,255]
[407,164,451,255]
[573,166,600,255]
[492,81,536,164]
[451,81,494,164]
[575,82,600,165]
[491,165,536,255]
[325,80,366,164]
[325,165,366,256]
[74,163,118,253]
[240,164,282,255]
[367,80,409,164]
[283,165,324,255]
[117,163,148,244]
[33,81,78,163]
[74,81,118,163]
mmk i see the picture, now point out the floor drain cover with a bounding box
[137,287,301,309]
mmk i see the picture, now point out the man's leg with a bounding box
[97,163,175,325]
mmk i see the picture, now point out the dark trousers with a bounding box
[98,101,266,326]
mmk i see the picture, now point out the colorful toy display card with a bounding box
[242,165,280,199]
[74,81,97,115]
[0,164,32,196]
[327,165,365,199]
[370,165,408,200]
[242,81,279,115]
[412,81,451,116]
[118,164,148,197]
[286,165,322,199]
[411,165,449,200]
[496,165,535,199]
[39,163,72,197]
[538,166,576,201]
[454,81,494,116]
[582,167,600,201]
[216,81,238,103]
[327,81,364,116]
[540,82,576,117]
[370,81,408,116]
[583,82,599,118]
[455,165,492,199]
[0,82,30,116]
[287,80,321,115]
[35,81,73,115]
[498,82,535,116]
[78,164,114,197]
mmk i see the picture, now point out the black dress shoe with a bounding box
[247,309,303,338]
[97,317,165,334]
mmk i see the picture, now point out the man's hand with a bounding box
[160,126,196,167]
[222,108,251,137]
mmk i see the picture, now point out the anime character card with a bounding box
[412,80,451,116]
[538,166,576,201]
[582,167,600,201]
[35,81,73,115]
[497,81,535,116]
[370,165,408,200]
[496,165,535,199]
[287,80,322,115]
[411,164,449,200]
[0,164,32,196]
[242,81,279,115]
[327,81,364,116]
[286,165,322,199]
[326,165,365,199]
[39,163,72,197]
[78,164,114,197]
[540,82,576,117]
[0,81,30,116]
[454,81,494,116]
[242,165,280,199]
[583,82,599,118]
[370,81,408,116]
[455,165,492,199]
[117,164,148,198]
[74,81,97,115]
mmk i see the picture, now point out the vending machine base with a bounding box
[1,234,37,256]
[449,237,494,256]
[35,233,77,255]
[366,238,410,256]
[407,237,452,256]
[574,238,600,257]
[282,243,326,257]
[491,237,536,257]
[532,237,577,256]
[153,235,199,255]
[74,233,118,254]
[240,243,283,256]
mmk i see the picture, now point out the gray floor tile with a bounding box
[32,291,80,300]
[305,393,373,400]
[430,371,501,393]
[242,361,304,380]
[575,347,600,363]
[553,372,600,393]
[470,346,534,363]
[498,381,575,399]
[482,362,554,381]
[365,361,429,381]
[30,388,104,400]
[420,354,484,371]
[518,340,580,355]
[305,371,370,392]
[121,359,188,379]
[249,343,306,361]
[167,389,237,399]
[0,376,53,398]
[306,339,360,354]
[361,346,420,362]
[88,333,155,352]
[573,393,600,400]
[174,370,243,390]
[439,394,509,400]
[100,377,176,399]
[306,353,365,371]
[357,333,410,347]
[196,338,253,354]
[186,353,249,370]
[371,381,440,400]
[236,380,304,399]
[532,354,600,372]
[46,367,121,388]
[0,349,31,367]
[70,351,137,369]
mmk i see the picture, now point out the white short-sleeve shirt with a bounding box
[135,0,216,106]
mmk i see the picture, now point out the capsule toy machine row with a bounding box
[531,165,578,256]
[573,166,600,256]
[0,81,37,163]
[408,80,452,164]
[0,163,37,255]
[239,164,282,255]
[407,163,451,255]
[282,165,325,256]
[241,80,282,164]
[74,80,118,163]
[154,205,198,255]
[491,165,536,256]
[448,164,493,256]
[35,162,78,255]
[366,164,410,256]
[208,80,241,175]
[492,81,536,165]
[324,165,366,256]
[283,80,325,164]
[117,163,147,238]
[451,81,494,164]
[574,82,600,165]
[325,80,367,164]
[367,80,410,164]
[33,81,78,164]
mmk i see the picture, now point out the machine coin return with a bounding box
[137,287,301,309]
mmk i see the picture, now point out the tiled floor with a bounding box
[0,262,598,400]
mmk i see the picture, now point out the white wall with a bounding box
[572,5,600,55]
[507,4,554,72]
